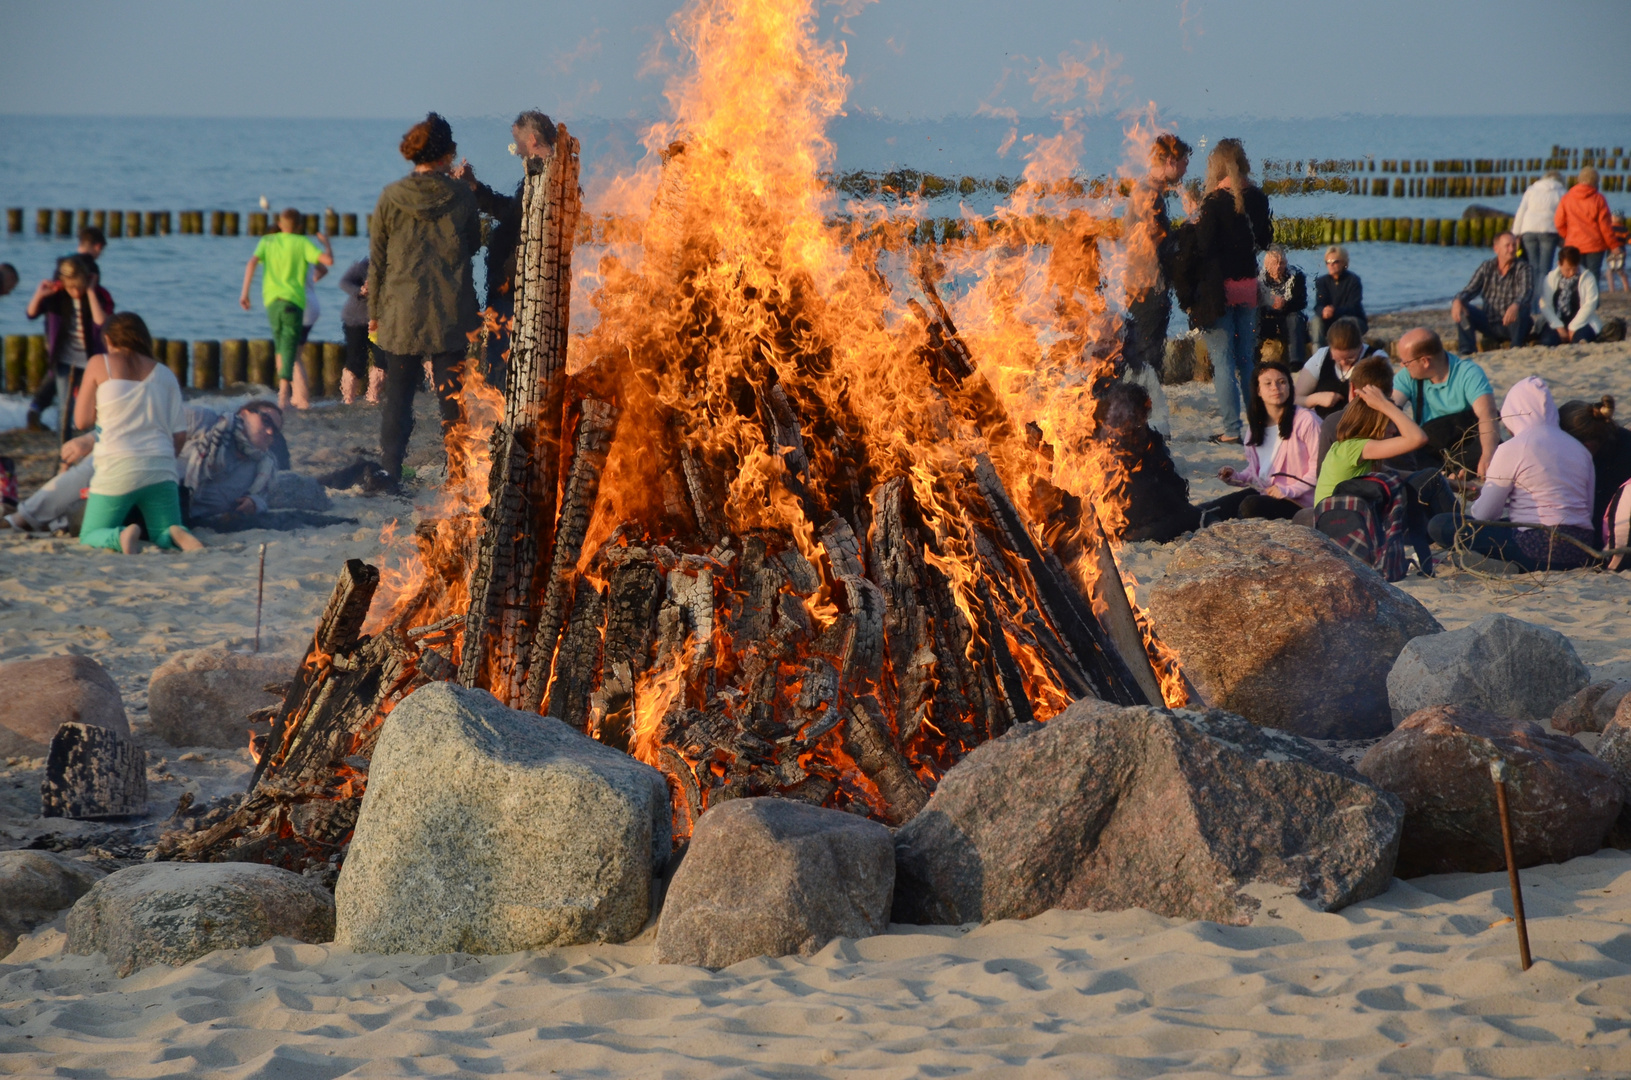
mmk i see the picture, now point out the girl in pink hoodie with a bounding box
[1428,376,1598,570]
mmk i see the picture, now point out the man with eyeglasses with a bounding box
[1390,327,1499,478]
[1310,244,1367,348]
[1451,232,1533,354]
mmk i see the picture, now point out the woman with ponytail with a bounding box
[1560,395,1631,533]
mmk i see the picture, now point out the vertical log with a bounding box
[460,126,583,704]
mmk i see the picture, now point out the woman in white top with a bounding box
[73,312,204,554]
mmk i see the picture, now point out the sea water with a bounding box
[0,112,1625,354]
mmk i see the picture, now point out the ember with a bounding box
[161,0,1192,874]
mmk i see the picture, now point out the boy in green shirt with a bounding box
[239,207,334,410]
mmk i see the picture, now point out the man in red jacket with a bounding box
[1554,165,1617,283]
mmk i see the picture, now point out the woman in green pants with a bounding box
[73,312,204,554]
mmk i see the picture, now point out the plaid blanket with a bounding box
[1314,472,1410,581]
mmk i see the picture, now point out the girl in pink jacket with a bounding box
[1201,360,1322,521]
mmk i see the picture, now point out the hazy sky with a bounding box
[3,0,1628,120]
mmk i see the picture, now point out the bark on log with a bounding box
[844,696,929,825]
[522,397,620,711]
[545,576,606,730]
[41,723,147,819]
[460,126,582,703]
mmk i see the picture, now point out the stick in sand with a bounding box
[255,543,267,654]
[1490,759,1532,970]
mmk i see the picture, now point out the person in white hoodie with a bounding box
[1511,171,1566,290]
[1538,245,1601,346]
[1427,375,1597,571]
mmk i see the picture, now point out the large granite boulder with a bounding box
[1387,613,1589,726]
[655,798,893,968]
[0,851,105,956]
[66,862,335,977]
[147,646,297,749]
[1551,679,1631,736]
[335,682,671,955]
[1147,520,1441,739]
[1596,707,1631,848]
[0,655,128,757]
[892,699,1403,927]
[1358,705,1622,876]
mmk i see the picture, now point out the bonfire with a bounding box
[159,0,1190,874]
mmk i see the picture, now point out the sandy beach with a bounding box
[3,305,1631,1077]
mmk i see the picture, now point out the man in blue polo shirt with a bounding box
[1390,327,1499,477]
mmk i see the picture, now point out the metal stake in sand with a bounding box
[1490,759,1532,970]
[254,543,267,654]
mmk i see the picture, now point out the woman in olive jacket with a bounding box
[367,112,481,486]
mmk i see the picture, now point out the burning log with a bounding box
[459,125,583,704]
[843,696,928,825]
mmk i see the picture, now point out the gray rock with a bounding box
[65,862,335,977]
[335,682,671,955]
[1387,614,1590,725]
[147,646,297,749]
[1360,705,1622,875]
[41,722,147,819]
[1597,706,1631,849]
[266,471,331,511]
[892,699,1403,927]
[0,655,128,758]
[0,851,105,957]
[655,798,893,968]
[1552,679,1631,736]
[1147,520,1442,739]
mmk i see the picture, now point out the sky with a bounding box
[1,0,1628,121]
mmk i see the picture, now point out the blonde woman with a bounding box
[1312,244,1367,346]
[1178,137,1272,444]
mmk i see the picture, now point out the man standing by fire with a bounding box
[1118,132,1191,437]
[452,110,559,395]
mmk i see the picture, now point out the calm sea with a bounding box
[0,112,1626,353]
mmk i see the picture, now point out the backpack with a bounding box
[1312,472,1411,581]
[1605,477,1631,571]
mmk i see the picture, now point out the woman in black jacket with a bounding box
[1174,138,1273,443]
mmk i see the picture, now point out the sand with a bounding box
[3,313,1631,1077]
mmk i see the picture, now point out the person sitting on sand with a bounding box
[72,312,202,554]
[1559,395,1631,541]
[1200,360,1321,521]
[1313,351,1399,468]
[1292,316,1387,420]
[1537,246,1601,347]
[1428,376,1597,572]
[178,401,282,525]
[1310,245,1367,347]
[1096,382,1201,543]
[1452,231,1533,354]
[1390,328,1500,477]
[1313,363,1429,504]
[1256,245,1307,366]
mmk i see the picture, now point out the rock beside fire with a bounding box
[41,722,147,819]
[1387,613,1589,726]
[65,862,335,977]
[1550,679,1631,736]
[1358,705,1622,876]
[655,797,894,968]
[0,655,128,758]
[147,646,297,749]
[892,699,1403,927]
[335,682,671,955]
[1147,520,1441,739]
[0,850,105,957]
[1594,709,1631,848]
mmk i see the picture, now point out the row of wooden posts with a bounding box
[1,335,350,396]
[5,208,363,238]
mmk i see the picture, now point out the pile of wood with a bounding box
[160,129,1167,873]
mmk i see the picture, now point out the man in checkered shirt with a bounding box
[1451,231,1533,353]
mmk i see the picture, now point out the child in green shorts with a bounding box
[239,207,334,411]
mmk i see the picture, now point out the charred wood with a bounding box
[545,576,606,730]
[844,696,929,825]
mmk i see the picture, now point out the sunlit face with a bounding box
[1494,234,1517,262]
[1324,254,1345,278]
[1257,368,1292,409]
[1331,344,1362,370]
[59,274,88,298]
[1264,251,1285,278]
[1559,259,1579,279]
[513,126,550,161]
[241,407,282,451]
[1154,154,1188,185]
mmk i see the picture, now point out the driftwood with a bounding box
[460,126,583,704]
[41,723,146,820]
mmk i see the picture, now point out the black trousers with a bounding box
[342,324,374,380]
[377,347,465,480]
[1198,488,1302,523]
[1125,287,1171,378]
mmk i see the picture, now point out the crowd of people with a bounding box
[1117,137,1631,575]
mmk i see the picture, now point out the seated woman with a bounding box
[1293,316,1387,420]
[1313,358,1429,503]
[73,312,203,554]
[1428,376,1597,571]
[1097,382,1201,542]
[1538,246,1602,346]
[1200,360,1321,521]
[1559,395,1631,538]
[1257,245,1307,365]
